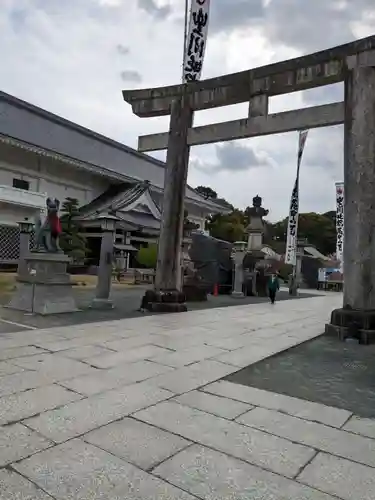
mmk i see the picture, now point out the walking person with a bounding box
[268,273,280,304]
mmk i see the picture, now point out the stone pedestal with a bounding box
[8,252,78,315]
[150,95,192,313]
[325,64,375,344]
[231,251,245,298]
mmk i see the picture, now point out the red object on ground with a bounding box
[213,283,219,296]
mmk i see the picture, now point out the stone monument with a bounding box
[8,198,78,315]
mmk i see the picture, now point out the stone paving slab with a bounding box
[149,344,227,368]
[103,334,164,351]
[25,381,173,443]
[342,415,375,439]
[14,438,196,500]
[83,417,191,470]
[84,344,172,368]
[0,422,52,466]
[298,452,375,500]
[60,359,174,396]
[154,444,335,500]
[34,332,122,351]
[133,400,316,478]
[146,332,208,350]
[0,360,25,375]
[9,353,98,380]
[0,345,47,361]
[0,333,67,350]
[0,371,57,398]
[213,343,295,368]
[150,359,235,394]
[174,390,253,420]
[237,406,375,468]
[197,334,252,350]
[54,344,115,360]
[203,380,352,427]
[0,384,82,425]
[0,469,54,499]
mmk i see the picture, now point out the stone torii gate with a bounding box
[123,35,375,338]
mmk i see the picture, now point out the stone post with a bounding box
[91,214,117,310]
[149,93,193,312]
[232,241,246,298]
[17,219,34,278]
[289,241,303,296]
[288,274,297,296]
[326,61,375,344]
[232,253,245,298]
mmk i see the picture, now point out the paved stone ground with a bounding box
[226,335,375,419]
[1,292,374,499]
[0,286,315,333]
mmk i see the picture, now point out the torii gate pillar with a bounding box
[326,57,375,343]
[148,94,192,312]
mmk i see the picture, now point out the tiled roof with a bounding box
[78,180,162,232]
[79,181,153,218]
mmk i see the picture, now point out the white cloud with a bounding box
[0,0,374,220]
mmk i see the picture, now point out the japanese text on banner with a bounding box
[284,130,309,266]
[183,0,210,83]
[335,182,344,272]
[285,180,299,265]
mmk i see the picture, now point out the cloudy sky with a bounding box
[1,0,374,221]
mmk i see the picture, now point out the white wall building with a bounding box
[0,91,226,267]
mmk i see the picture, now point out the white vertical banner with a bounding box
[335,182,344,273]
[285,130,309,266]
[183,0,210,83]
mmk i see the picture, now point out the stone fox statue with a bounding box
[35,198,62,253]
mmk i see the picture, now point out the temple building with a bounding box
[0,91,225,268]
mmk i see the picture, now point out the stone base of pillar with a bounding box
[90,298,114,310]
[143,289,187,313]
[325,307,375,345]
[231,291,245,298]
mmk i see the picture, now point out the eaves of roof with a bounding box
[0,132,226,212]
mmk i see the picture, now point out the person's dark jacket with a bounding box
[268,276,280,292]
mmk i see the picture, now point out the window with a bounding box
[13,178,29,191]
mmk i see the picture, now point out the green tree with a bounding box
[59,197,88,263]
[298,212,336,255]
[206,210,246,243]
[136,243,158,269]
[269,212,336,256]
[195,186,218,200]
